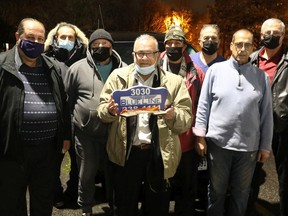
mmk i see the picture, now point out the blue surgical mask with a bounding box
[58,39,75,52]
[19,39,44,58]
[134,64,155,75]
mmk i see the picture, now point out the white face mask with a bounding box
[134,64,155,75]
[58,39,75,52]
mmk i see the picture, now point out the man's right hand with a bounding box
[107,97,118,116]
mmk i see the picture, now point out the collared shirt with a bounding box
[258,48,282,85]
[132,69,158,146]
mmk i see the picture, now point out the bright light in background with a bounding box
[163,11,193,42]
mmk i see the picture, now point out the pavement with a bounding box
[36,153,280,215]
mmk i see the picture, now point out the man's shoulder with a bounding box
[0,47,15,65]
[189,51,200,58]
[160,68,182,82]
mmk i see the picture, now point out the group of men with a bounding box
[0,16,287,216]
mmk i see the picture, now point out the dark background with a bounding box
[0,0,287,57]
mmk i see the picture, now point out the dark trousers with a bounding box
[54,145,79,200]
[272,130,288,216]
[246,162,265,216]
[174,149,199,216]
[0,143,56,216]
[111,146,171,216]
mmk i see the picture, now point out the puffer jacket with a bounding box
[64,47,125,137]
[0,46,71,161]
[250,45,288,132]
[44,23,88,67]
[97,64,192,179]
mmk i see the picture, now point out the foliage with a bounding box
[209,0,288,57]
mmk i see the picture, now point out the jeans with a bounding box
[74,128,106,213]
[207,140,257,216]
[272,130,288,216]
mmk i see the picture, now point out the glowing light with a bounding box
[163,11,192,42]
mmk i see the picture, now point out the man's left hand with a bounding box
[164,107,175,120]
[257,149,270,163]
[62,140,71,154]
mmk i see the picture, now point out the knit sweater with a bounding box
[193,57,273,152]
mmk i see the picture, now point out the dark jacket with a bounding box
[250,45,288,132]
[44,24,88,67]
[0,46,71,161]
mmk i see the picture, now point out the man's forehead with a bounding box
[135,40,156,50]
[262,22,282,31]
[24,21,45,34]
[201,28,218,37]
[58,26,75,35]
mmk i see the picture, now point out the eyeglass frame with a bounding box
[133,51,159,59]
[233,42,253,50]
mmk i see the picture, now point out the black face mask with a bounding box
[53,47,69,62]
[260,34,280,49]
[91,47,111,62]
[166,47,183,61]
[202,40,218,55]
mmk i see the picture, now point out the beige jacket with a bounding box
[97,64,192,179]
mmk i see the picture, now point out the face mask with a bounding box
[19,39,44,58]
[202,40,218,55]
[166,47,183,61]
[91,47,111,62]
[260,34,280,49]
[58,39,75,52]
[135,63,155,75]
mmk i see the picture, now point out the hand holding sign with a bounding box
[112,86,168,117]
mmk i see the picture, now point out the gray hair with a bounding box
[133,34,159,51]
[261,18,285,33]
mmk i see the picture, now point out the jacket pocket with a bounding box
[81,110,108,138]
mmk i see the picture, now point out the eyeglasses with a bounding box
[134,51,158,59]
[233,42,253,50]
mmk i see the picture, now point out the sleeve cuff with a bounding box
[192,127,206,137]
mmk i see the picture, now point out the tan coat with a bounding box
[97,64,192,179]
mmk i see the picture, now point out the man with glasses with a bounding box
[97,34,192,216]
[160,25,205,215]
[248,18,288,216]
[190,24,226,73]
[193,29,273,216]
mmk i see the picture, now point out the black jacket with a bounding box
[0,46,71,161]
[250,45,288,132]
